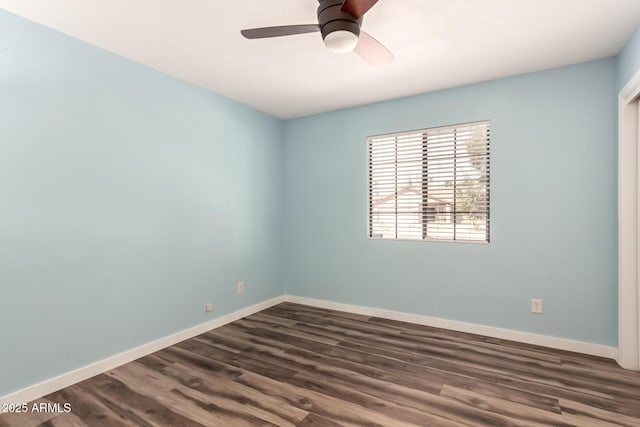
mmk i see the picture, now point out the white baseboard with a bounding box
[1,293,622,405]
[0,295,286,406]
[283,295,619,361]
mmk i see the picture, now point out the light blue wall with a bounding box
[283,59,618,346]
[619,24,640,89]
[0,11,283,396]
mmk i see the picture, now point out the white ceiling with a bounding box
[2,0,640,119]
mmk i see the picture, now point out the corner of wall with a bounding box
[618,24,640,90]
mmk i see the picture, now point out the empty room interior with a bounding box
[3,0,640,425]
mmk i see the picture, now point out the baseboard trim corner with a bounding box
[0,295,286,406]
[283,295,619,361]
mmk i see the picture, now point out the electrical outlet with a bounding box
[205,303,213,313]
[237,282,245,294]
[531,299,543,314]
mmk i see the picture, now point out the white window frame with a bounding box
[366,120,491,244]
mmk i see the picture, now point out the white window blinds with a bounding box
[368,121,490,243]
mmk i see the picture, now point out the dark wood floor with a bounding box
[2,302,640,426]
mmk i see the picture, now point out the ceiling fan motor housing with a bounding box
[317,0,363,42]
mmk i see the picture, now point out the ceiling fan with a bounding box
[241,0,394,67]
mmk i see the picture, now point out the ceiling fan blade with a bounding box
[354,30,394,67]
[241,24,320,39]
[341,0,379,19]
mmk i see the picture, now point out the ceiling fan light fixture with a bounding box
[241,0,394,66]
[323,30,359,53]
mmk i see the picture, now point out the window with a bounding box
[368,121,490,243]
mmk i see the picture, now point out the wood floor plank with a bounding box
[558,398,640,427]
[3,302,640,426]
[36,413,90,427]
[236,318,341,347]
[496,374,640,418]
[209,323,444,393]
[162,362,309,426]
[204,327,512,425]
[43,384,137,427]
[174,338,297,382]
[85,373,206,427]
[441,376,562,414]
[181,338,444,426]
[367,317,565,365]
[168,344,431,427]
[102,363,241,426]
[0,399,58,427]
[296,413,345,427]
[440,384,574,427]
